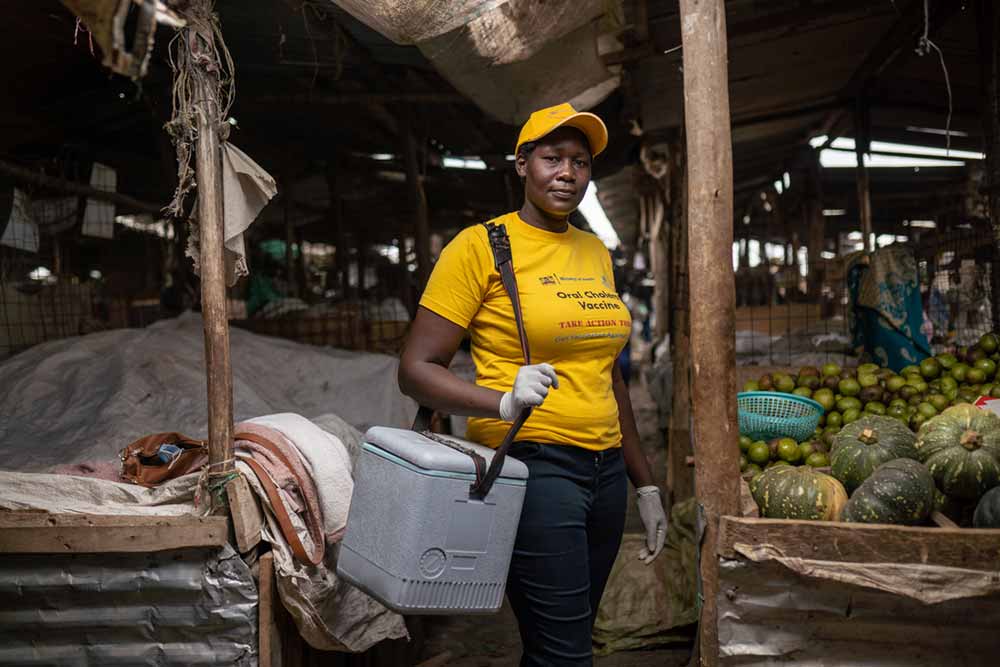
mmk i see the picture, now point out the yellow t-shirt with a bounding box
[419,212,631,451]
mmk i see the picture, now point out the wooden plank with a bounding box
[718,516,1000,570]
[931,510,959,529]
[258,551,275,667]
[227,475,263,553]
[679,1,739,665]
[0,513,229,553]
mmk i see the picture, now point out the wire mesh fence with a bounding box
[734,256,853,369]
[1,189,90,360]
[1,181,413,361]
[915,219,996,349]
[734,220,1000,371]
[0,184,177,361]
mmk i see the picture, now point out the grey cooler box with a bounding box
[337,426,529,614]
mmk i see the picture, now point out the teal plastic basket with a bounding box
[737,391,824,442]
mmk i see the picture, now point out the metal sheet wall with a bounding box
[0,545,257,666]
[717,557,1000,667]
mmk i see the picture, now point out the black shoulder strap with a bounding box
[411,222,533,500]
[469,222,531,499]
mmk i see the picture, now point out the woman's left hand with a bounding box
[636,486,667,564]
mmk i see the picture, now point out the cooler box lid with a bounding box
[363,426,529,481]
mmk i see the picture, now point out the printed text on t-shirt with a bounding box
[555,290,623,312]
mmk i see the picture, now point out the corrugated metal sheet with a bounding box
[0,545,257,666]
[717,557,1000,667]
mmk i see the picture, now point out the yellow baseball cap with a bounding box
[515,103,608,157]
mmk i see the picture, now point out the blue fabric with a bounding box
[505,442,627,666]
[847,247,932,372]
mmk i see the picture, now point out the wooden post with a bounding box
[284,176,297,298]
[325,163,349,295]
[977,0,1000,330]
[667,139,694,507]
[854,99,874,253]
[403,127,432,291]
[649,192,671,342]
[805,152,826,299]
[258,552,276,667]
[678,1,739,665]
[503,171,516,211]
[194,74,234,475]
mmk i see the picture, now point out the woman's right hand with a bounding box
[499,363,559,421]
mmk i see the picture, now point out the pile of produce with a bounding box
[742,332,1000,441]
[738,335,1000,527]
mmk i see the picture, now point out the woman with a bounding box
[398,103,667,666]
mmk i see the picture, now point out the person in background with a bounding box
[398,103,667,666]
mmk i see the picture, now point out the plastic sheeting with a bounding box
[332,1,622,124]
[331,0,506,44]
[592,499,699,655]
[717,557,1000,666]
[419,15,619,125]
[0,544,257,666]
[0,312,417,472]
[0,422,408,654]
[729,541,1000,605]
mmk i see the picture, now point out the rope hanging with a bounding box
[915,0,953,155]
[163,1,236,220]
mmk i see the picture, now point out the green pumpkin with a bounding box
[973,486,1000,528]
[842,459,935,525]
[915,404,1000,501]
[751,465,847,521]
[831,416,918,493]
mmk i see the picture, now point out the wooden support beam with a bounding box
[0,513,228,553]
[649,192,670,342]
[854,100,874,253]
[667,138,694,508]
[283,175,297,297]
[403,125,432,291]
[805,152,826,299]
[194,65,234,478]
[258,551,276,667]
[0,157,162,215]
[325,163,350,294]
[678,1,739,665]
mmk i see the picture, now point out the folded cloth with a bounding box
[248,413,354,545]
[187,143,277,286]
[235,422,325,565]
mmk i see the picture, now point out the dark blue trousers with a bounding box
[505,442,627,666]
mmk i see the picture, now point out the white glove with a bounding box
[499,363,559,422]
[636,486,667,564]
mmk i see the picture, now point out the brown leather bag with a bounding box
[119,432,208,487]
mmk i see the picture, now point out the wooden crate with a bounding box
[715,517,1000,666]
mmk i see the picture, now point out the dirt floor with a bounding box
[415,378,691,666]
